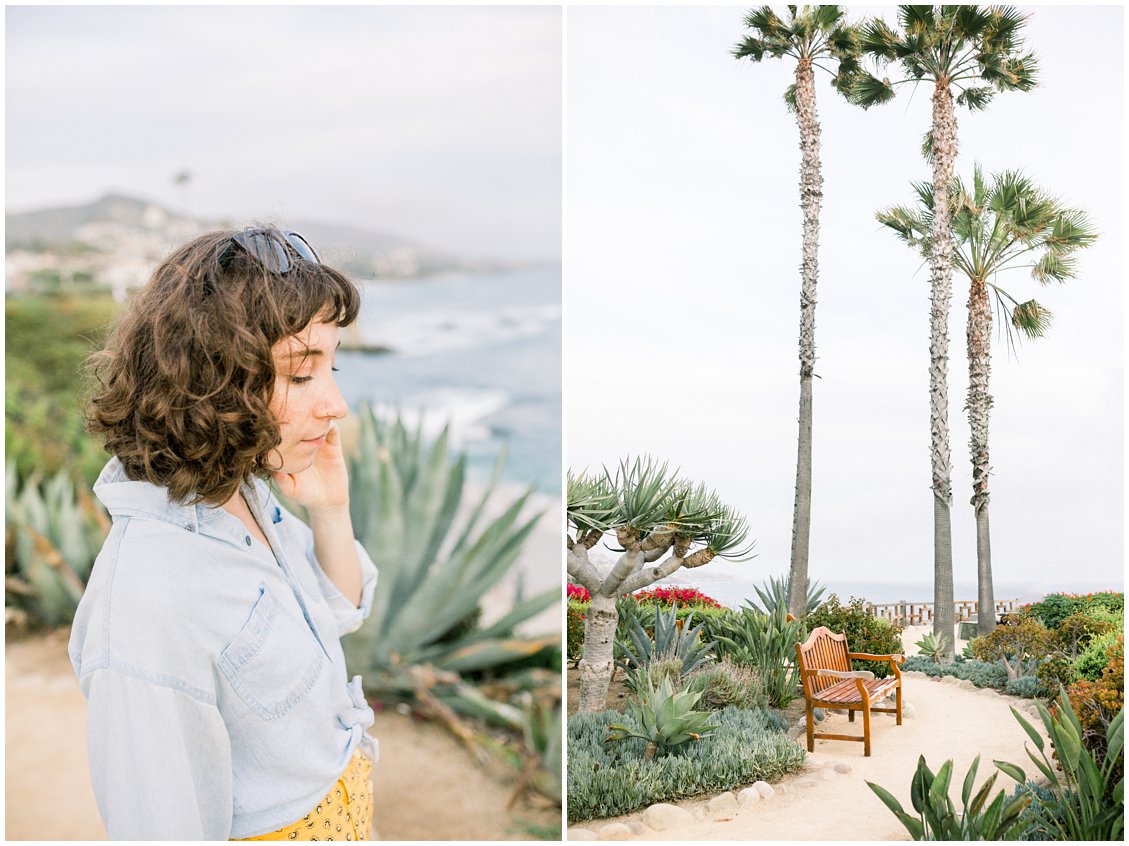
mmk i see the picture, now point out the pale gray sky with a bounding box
[567,5,1124,596]
[5,5,561,262]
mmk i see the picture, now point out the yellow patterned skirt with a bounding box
[233,750,373,841]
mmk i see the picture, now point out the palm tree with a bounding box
[732,6,861,619]
[851,6,1037,658]
[878,166,1096,635]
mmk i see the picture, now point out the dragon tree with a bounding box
[567,457,754,713]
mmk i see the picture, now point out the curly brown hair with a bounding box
[86,228,360,506]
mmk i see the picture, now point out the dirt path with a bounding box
[5,628,558,840]
[567,675,1049,841]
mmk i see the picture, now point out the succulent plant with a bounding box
[606,675,720,760]
[616,601,716,684]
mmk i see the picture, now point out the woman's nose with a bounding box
[319,377,349,420]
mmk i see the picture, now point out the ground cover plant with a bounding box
[567,705,803,822]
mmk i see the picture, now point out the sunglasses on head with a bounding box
[218,228,321,275]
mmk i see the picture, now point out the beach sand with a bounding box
[568,624,1051,842]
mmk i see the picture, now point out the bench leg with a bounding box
[848,709,855,723]
[896,683,903,726]
[806,706,815,753]
[863,704,872,757]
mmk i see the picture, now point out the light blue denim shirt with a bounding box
[68,457,379,840]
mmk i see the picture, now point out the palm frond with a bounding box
[860,18,902,59]
[1031,251,1077,285]
[956,85,994,111]
[1010,299,1053,339]
[920,129,933,163]
[783,82,797,113]
[732,35,768,62]
[848,71,895,109]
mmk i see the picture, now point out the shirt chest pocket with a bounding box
[219,583,326,721]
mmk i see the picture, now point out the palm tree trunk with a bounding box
[577,592,618,712]
[788,58,822,619]
[928,79,957,660]
[966,278,996,635]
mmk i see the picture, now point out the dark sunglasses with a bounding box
[218,228,321,275]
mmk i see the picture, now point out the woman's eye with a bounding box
[332,366,340,373]
[290,375,313,384]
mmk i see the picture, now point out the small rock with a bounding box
[598,822,631,840]
[902,703,917,718]
[737,787,761,806]
[941,675,962,686]
[979,687,1000,696]
[708,792,739,815]
[959,679,978,691]
[567,828,599,841]
[692,807,707,821]
[786,725,804,740]
[641,803,694,831]
[818,768,837,781]
[794,777,819,791]
[627,821,651,837]
[753,780,775,799]
[834,762,852,774]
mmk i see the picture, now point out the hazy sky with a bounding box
[567,5,1124,597]
[5,5,561,263]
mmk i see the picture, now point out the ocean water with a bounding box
[333,265,562,494]
[583,547,1122,608]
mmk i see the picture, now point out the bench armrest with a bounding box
[848,652,905,663]
[815,668,875,681]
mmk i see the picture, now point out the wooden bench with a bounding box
[795,626,904,756]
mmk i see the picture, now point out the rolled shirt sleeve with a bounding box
[82,667,233,840]
[307,538,379,636]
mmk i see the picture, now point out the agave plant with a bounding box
[868,754,1032,840]
[6,464,108,626]
[606,675,720,761]
[709,602,806,708]
[750,573,827,617]
[616,602,715,685]
[340,407,560,717]
[915,631,950,664]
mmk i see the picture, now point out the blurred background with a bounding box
[6,5,562,840]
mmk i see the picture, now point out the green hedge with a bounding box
[806,595,903,678]
[567,706,803,822]
[902,655,1010,690]
[1024,593,1124,630]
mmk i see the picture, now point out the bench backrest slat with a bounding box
[796,626,851,696]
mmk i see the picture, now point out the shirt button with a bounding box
[184,522,196,533]
[245,536,253,546]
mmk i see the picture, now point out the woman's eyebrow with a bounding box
[283,341,342,359]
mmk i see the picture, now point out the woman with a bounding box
[69,227,379,840]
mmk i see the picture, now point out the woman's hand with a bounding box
[271,422,350,513]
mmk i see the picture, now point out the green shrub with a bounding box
[616,602,716,681]
[1036,654,1074,697]
[805,595,903,678]
[1074,630,1121,682]
[1055,612,1116,661]
[1025,592,1124,630]
[5,293,120,487]
[567,706,802,822]
[914,631,949,663]
[686,657,764,711]
[566,601,586,662]
[971,615,1052,680]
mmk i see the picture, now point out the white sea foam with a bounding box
[359,302,560,357]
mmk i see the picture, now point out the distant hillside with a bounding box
[5,193,511,283]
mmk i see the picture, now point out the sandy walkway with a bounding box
[568,674,1049,841]
[5,628,559,840]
